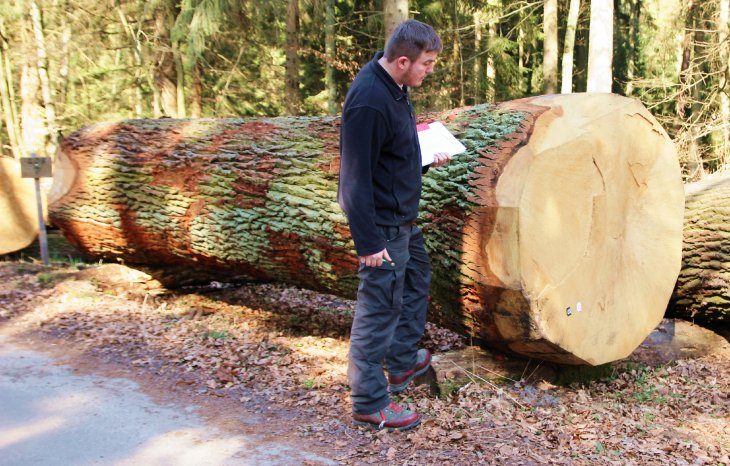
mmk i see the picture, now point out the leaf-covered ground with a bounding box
[1,261,728,465]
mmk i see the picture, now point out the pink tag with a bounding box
[416,123,430,132]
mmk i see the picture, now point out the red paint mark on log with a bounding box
[308,118,341,173]
[240,121,279,135]
[205,121,278,156]
[312,236,359,277]
[232,193,266,208]
[181,200,207,232]
[53,218,131,258]
[317,155,341,174]
[265,229,317,285]
[152,167,205,192]
[115,209,181,263]
[333,224,352,241]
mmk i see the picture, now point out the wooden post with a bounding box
[20,153,52,265]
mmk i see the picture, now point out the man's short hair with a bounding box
[384,20,442,62]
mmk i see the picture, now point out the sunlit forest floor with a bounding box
[1,259,728,465]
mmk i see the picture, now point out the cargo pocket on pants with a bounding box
[357,262,398,309]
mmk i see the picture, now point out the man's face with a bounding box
[401,50,438,87]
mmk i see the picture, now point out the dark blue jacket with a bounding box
[338,52,424,256]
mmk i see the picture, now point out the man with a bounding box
[337,19,449,432]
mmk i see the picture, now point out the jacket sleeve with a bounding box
[338,105,388,256]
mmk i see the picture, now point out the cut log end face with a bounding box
[483,95,685,365]
[1,157,40,254]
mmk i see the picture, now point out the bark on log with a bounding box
[48,93,685,365]
[668,171,730,324]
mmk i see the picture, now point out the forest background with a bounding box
[0,0,728,181]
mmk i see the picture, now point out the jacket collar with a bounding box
[370,51,409,101]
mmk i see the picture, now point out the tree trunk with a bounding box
[285,0,300,115]
[0,19,22,159]
[190,63,202,118]
[174,44,186,118]
[624,0,641,96]
[29,0,58,158]
[325,0,337,115]
[518,19,526,95]
[486,15,497,101]
[451,1,464,107]
[153,7,178,118]
[48,94,685,366]
[677,0,697,121]
[561,0,581,94]
[668,172,730,325]
[383,0,408,44]
[115,0,144,117]
[587,0,614,92]
[20,62,46,157]
[0,23,21,159]
[57,2,71,111]
[543,0,559,94]
[677,0,702,176]
[472,11,485,105]
[718,0,729,166]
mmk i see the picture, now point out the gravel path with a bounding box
[0,333,335,466]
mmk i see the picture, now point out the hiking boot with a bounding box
[352,401,421,431]
[388,348,432,394]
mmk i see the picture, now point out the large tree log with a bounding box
[48,93,685,365]
[0,156,38,254]
[668,171,730,324]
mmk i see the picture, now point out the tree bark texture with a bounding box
[542,0,559,94]
[285,0,301,115]
[153,7,178,118]
[587,0,614,92]
[383,0,409,45]
[0,19,21,159]
[472,11,484,104]
[668,172,730,324]
[324,0,338,115]
[718,0,730,165]
[486,15,497,101]
[29,0,58,158]
[20,61,46,157]
[561,0,581,94]
[324,0,337,115]
[48,94,685,365]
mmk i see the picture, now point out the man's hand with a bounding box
[359,248,393,267]
[431,151,452,167]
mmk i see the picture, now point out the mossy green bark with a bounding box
[50,105,537,341]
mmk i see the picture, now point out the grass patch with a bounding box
[204,330,229,340]
[37,272,54,285]
[438,378,467,399]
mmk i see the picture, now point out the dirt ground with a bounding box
[0,259,728,465]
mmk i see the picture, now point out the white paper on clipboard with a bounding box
[416,121,467,166]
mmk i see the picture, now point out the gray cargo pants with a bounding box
[348,224,431,414]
